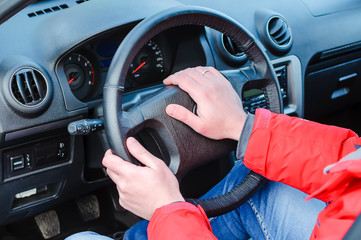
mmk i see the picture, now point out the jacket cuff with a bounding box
[149,201,210,227]
[148,202,212,237]
[236,113,255,159]
[242,108,272,176]
[152,201,201,215]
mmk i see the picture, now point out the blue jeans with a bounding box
[66,161,325,240]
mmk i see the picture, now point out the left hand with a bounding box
[102,137,184,220]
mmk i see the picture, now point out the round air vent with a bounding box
[222,34,245,58]
[267,16,292,48]
[10,67,47,106]
[256,11,293,55]
[7,67,52,115]
[215,33,247,65]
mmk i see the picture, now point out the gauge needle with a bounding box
[68,78,75,84]
[132,61,146,74]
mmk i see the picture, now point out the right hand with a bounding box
[163,66,247,141]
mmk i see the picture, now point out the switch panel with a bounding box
[2,135,70,179]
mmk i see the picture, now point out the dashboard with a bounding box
[0,0,361,235]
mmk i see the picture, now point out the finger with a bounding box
[195,66,229,86]
[106,168,121,183]
[104,149,114,157]
[163,70,194,87]
[163,70,184,85]
[183,67,213,84]
[166,104,202,131]
[164,71,207,103]
[126,137,160,169]
[195,66,234,91]
[193,66,216,80]
[163,69,201,89]
[201,66,225,79]
[102,150,137,176]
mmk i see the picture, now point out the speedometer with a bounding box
[128,40,167,85]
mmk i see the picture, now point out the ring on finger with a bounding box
[201,69,209,76]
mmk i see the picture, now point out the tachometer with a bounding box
[128,40,166,85]
[64,53,96,100]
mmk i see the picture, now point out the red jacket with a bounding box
[148,109,361,239]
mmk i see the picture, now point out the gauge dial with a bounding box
[64,53,96,100]
[128,40,166,85]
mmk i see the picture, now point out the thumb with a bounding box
[126,137,160,169]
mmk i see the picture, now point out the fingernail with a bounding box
[105,149,112,156]
[126,137,138,147]
[166,105,175,116]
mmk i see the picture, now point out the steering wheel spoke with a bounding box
[120,85,237,177]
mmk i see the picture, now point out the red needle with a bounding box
[68,78,75,84]
[132,61,146,74]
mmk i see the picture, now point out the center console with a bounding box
[242,55,303,116]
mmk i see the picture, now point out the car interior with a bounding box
[1,0,361,239]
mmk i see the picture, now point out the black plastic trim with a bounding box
[5,117,82,142]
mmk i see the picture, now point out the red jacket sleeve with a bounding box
[243,108,361,202]
[147,202,217,240]
[148,109,361,239]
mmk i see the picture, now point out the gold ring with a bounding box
[201,69,209,76]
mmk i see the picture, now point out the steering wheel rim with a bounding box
[104,5,283,217]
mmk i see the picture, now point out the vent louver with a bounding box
[27,4,69,18]
[11,68,47,106]
[218,33,247,65]
[256,10,293,55]
[27,0,91,17]
[268,17,292,47]
[222,34,245,57]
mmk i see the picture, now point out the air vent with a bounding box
[27,0,91,17]
[215,33,247,65]
[262,16,293,55]
[76,0,90,4]
[222,34,245,57]
[27,4,69,18]
[268,17,292,46]
[10,68,48,106]
[256,10,293,55]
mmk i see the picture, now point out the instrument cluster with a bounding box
[60,28,172,102]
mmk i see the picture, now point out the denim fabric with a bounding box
[66,161,325,240]
[204,161,326,239]
[65,231,113,240]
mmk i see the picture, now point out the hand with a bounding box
[164,66,247,141]
[102,137,184,220]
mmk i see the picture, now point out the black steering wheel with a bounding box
[103,6,283,217]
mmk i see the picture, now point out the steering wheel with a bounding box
[104,6,283,217]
